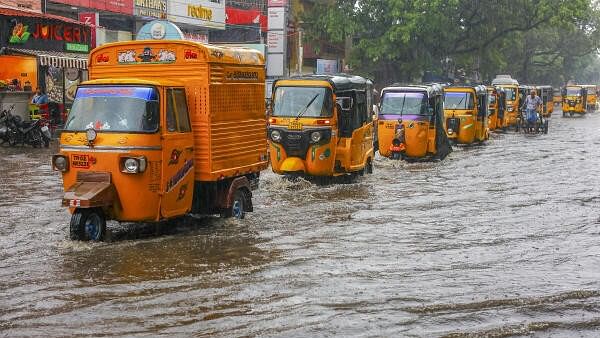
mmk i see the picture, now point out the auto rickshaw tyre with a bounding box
[221,190,246,219]
[544,120,549,134]
[570,112,574,117]
[70,208,106,241]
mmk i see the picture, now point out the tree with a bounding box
[302,0,600,87]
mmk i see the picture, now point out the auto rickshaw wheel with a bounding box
[221,190,246,219]
[570,112,574,117]
[70,208,106,241]
[543,120,549,134]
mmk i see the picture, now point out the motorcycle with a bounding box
[2,105,51,147]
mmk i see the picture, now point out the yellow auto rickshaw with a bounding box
[562,85,588,117]
[268,74,375,179]
[491,75,520,127]
[443,85,489,145]
[535,85,554,117]
[377,84,451,161]
[582,85,597,112]
[553,88,562,106]
[486,86,501,131]
[52,40,268,241]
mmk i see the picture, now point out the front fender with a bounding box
[62,181,117,209]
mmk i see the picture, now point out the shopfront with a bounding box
[0,7,91,120]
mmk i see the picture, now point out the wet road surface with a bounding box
[2,108,600,337]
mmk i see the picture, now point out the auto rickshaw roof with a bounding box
[381,84,443,96]
[91,40,265,65]
[492,75,519,86]
[286,74,373,92]
[445,84,487,95]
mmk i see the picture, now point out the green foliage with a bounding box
[301,0,600,87]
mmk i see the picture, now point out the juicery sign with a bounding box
[6,17,91,53]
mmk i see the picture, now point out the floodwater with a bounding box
[2,108,600,337]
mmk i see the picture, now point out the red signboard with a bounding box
[78,12,98,48]
[52,0,133,15]
[226,7,267,32]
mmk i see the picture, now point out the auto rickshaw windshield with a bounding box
[272,86,333,118]
[64,86,159,132]
[566,88,582,96]
[444,92,475,109]
[381,92,429,115]
[488,94,497,105]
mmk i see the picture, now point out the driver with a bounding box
[523,89,542,131]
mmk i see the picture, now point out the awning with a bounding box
[1,48,88,70]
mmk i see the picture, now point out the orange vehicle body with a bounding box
[54,40,267,239]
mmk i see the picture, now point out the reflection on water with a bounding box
[2,110,600,337]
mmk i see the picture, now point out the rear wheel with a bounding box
[70,208,106,241]
[221,190,246,219]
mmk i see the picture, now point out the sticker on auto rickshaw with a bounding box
[71,154,91,169]
[385,122,395,129]
[288,119,302,130]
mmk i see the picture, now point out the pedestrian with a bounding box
[31,87,49,104]
[523,89,542,132]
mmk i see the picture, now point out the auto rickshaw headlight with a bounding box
[52,155,68,172]
[310,131,322,143]
[270,130,282,142]
[121,156,147,174]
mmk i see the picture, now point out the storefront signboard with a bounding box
[78,12,98,48]
[3,16,92,53]
[167,0,225,30]
[134,0,167,19]
[50,0,134,15]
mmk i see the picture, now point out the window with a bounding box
[166,88,192,132]
[381,92,429,115]
[444,92,474,109]
[272,86,333,118]
[65,86,159,133]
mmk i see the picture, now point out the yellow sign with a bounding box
[188,5,212,20]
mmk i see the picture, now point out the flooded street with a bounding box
[2,109,600,337]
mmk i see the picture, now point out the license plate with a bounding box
[288,119,302,130]
[71,154,91,169]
